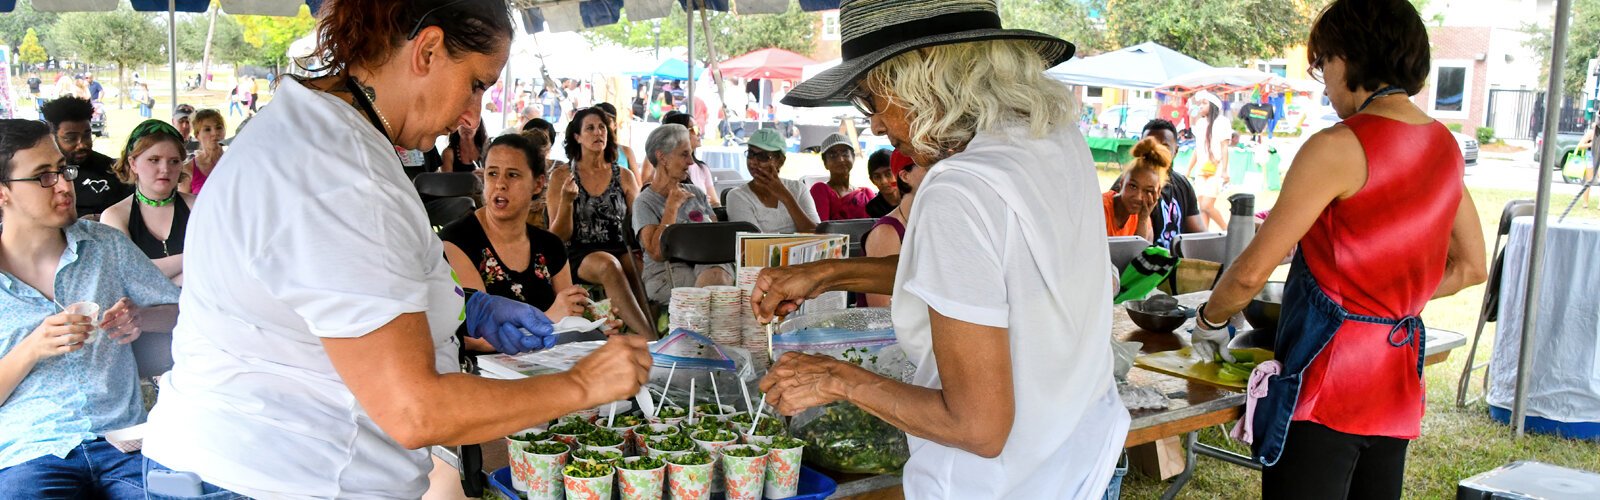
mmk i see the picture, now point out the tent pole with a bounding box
[1516,0,1573,438]
[697,0,730,132]
[685,0,695,118]
[169,0,178,116]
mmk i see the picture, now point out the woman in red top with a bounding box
[1191,1,1487,498]
[1102,137,1168,242]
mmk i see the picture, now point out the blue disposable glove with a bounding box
[465,292,556,354]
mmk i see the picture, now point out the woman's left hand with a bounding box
[760,352,854,415]
[101,298,142,345]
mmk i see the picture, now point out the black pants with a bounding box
[1262,421,1409,500]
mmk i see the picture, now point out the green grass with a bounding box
[1101,174,1600,499]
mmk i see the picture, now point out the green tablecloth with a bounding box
[1085,136,1137,165]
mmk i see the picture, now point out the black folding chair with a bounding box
[413,172,480,203]
[661,221,759,265]
[1456,199,1536,407]
[424,197,476,229]
[816,218,876,258]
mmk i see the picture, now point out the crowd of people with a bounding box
[0,0,1489,499]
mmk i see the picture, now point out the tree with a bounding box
[179,10,253,64]
[583,5,819,61]
[1001,0,1109,57]
[50,6,165,107]
[1522,0,1600,96]
[237,6,316,73]
[0,0,58,52]
[18,28,48,67]
[1103,0,1312,67]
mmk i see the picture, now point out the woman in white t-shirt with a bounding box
[749,2,1130,498]
[724,128,820,233]
[1185,91,1231,231]
[140,1,652,498]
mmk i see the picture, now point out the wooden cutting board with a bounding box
[1135,347,1275,390]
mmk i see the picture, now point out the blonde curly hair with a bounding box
[862,39,1076,161]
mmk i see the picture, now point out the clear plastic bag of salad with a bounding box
[774,309,912,475]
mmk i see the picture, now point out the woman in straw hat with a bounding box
[750,1,1129,497]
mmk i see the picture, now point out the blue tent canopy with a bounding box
[626,58,705,80]
[1046,41,1214,90]
[514,0,839,33]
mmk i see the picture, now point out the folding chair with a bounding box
[424,196,476,229]
[1456,199,1536,407]
[816,218,877,258]
[413,172,480,203]
[661,221,760,265]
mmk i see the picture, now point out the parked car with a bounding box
[1534,131,1585,183]
[1096,105,1157,138]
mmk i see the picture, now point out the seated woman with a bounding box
[594,102,643,190]
[723,128,819,233]
[441,120,486,172]
[863,150,923,307]
[653,111,720,207]
[441,133,627,343]
[809,133,876,221]
[180,109,226,195]
[1103,137,1170,243]
[634,124,732,303]
[0,119,179,497]
[100,120,195,286]
[522,131,555,230]
[548,107,655,336]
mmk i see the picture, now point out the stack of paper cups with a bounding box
[669,287,711,334]
[706,286,744,345]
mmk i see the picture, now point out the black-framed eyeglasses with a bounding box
[746,150,782,163]
[0,165,79,188]
[849,87,878,117]
[1307,56,1325,84]
[408,0,469,40]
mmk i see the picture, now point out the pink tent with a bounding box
[718,48,818,81]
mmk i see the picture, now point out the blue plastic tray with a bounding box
[491,464,838,500]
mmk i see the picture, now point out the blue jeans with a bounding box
[141,459,245,500]
[0,439,144,500]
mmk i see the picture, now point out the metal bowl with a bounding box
[1244,282,1286,331]
[1124,300,1196,334]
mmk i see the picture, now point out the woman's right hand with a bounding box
[567,334,653,406]
[752,263,834,322]
[17,312,93,362]
[545,286,590,320]
[560,174,579,201]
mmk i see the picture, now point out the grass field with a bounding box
[1100,168,1600,499]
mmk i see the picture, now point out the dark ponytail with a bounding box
[306,0,513,74]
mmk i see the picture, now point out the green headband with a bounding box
[124,119,184,158]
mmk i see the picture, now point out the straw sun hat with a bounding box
[781,0,1076,107]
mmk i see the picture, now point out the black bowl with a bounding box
[1244,282,1286,331]
[1124,300,1196,334]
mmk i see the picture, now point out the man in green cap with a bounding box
[724,128,818,233]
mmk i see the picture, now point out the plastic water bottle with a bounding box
[1221,193,1257,269]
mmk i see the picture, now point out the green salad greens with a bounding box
[656,406,688,419]
[694,403,727,415]
[617,456,665,470]
[792,402,910,474]
[722,445,768,458]
[528,441,570,455]
[649,433,694,452]
[550,420,596,436]
[511,431,551,442]
[691,429,736,443]
[571,449,622,463]
[665,451,712,466]
[578,429,624,447]
[563,461,614,478]
[636,425,678,437]
[603,414,644,428]
[767,436,807,450]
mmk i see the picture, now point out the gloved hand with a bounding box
[1190,307,1239,363]
[465,292,555,354]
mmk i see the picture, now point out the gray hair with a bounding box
[645,124,691,166]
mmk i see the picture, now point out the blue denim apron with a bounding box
[1249,253,1426,466]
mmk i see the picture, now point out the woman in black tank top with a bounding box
[101,119,195,286]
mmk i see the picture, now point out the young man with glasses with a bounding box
[0,119,181,498]
[809,133,875,221]
[40,97,132,218]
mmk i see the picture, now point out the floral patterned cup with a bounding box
[616,457,666,500]
[719,444,768,500]
[691,430,737,494]
[517,440,570,500]
[764,439,805,499]
[562,464,615,500]
[665,457,712,500]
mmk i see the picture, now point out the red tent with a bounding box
[717,48,819,81]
